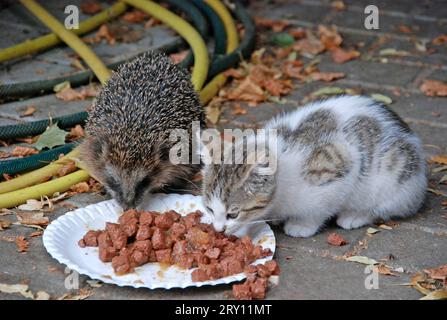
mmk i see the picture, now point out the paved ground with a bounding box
[0,0,446,300]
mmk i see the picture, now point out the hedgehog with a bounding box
[80,51,205,210]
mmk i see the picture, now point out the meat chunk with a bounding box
[151,228,167,250]
[191,268,209,282]
[185,227,210,250]
[233,282,252,300]
[112,252,132,275]
[139,211,154,226]
[155,249,172,264]
[256,264,272,278]
[121,217,138,237]
[204,247,221,260]
[249,277,268,299]
[79,230,100,247]
[264,260,281,275]
[136,224,152,241]
[170,222,186,240]
[154,214,174,230]
[106,222,127,249]
[99,246,117,262]
[183,211,202,228]
[166,210,181,222]
[118,209,139,225]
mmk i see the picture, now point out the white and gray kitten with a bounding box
[200,96,427,237]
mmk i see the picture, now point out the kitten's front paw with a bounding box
[284,220,319,238]
[336,214,372,230]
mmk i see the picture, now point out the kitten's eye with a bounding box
[206,206,214,214]
[227,212,239,220]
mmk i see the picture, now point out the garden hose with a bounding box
[0,142,77,176]
[0,170,91,209]
[121,0,209,91]
[0,2,128,63]
[0,0,211,207]
[0,1,255,178]
[206,0,256,79]
[0,0,210,177]
[191,0,226,57]
[0,149,80,195]
[0,0,209,100]
[200,0,240,105]
[19,0,111,85]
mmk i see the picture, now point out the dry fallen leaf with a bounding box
[331,48,360,63]
[420,80,447,97]
[264,79,293,97]
[35,291,51,300]
[122,10,148,23]
[398,25,412,33]
[17,199,44,211]
[429,155,447,165]
[327,232,348,246]
[374,264,398,276]
[20,105,36,118]
[57,161,78,177]
[331,0,345,11]
[16,211,49,227]
[288,28,306,39]
[70,182,90,194]
[80,0,102,14]
[0,283,34,299]
[15,236,29,253]
[67,124,85,141]
[424,264,447,281]
[56,84,99,101]
[205,97,222,125]
[231,103,247,115]
[293,37,325,56]
[169,50,189,64]
[0,151,10,159]
[0,220,11,231]
[432,35,447,45]
[345,255,378,265]
[11,146,38,157]
[227,77,266,105]
[310,71,345,82]
[318,25,343,50]
[58,288,93,300]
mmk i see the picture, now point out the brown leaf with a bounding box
[398,25,412,33]
[169,50,189,64]
[331,0,345,11]
[11,146,38,157]
[374,264,398,276]
[293,37,325,56]
[254,17,289,32]
[282,60,304,79]
[57,161,78,177]
[0,151,10,159]
[144,17,162,29]
[67,125,85,141]
[224,68,245,79]
[122,10,148,23]
[95,24,115,45]
[310,71,345,82]
[20,105,36,118]
[420,80,447,97]
[15,236,29,253]
[424,264,447,281]
[231,103,247,115]
[318,25,343,50]
[429,155,447,165]
[288,28,306,39]
[17,212,49,226]
[432,35,447,45]
[29,231,43,238]
[264,79,293,97]
[80,0,102,14]
[0,220,11,231]
[331,48,360,63]
[70,182,90,194]
[226,77,266,104]
[327,232,348,246]
[55,85,99,101]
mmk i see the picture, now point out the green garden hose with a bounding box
[0,0,255,176]
[0,0,209,100]
[0,2,128,63]
[0,0,211,207]
[0,142,77,176]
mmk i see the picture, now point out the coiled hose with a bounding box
[0,0,256,176]
[0,0,210,176]
[0,0,209,101]
[0,0,210,207]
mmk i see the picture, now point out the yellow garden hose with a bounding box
[0,0,211,208]
[19,0,111,85]
[0,2,127,63]
[0,170,90,207]
[121,0,209,91]
[200,0,239,104]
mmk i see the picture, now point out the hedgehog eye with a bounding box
[136,176,151,193]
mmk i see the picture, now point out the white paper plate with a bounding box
[43,193,276,289]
